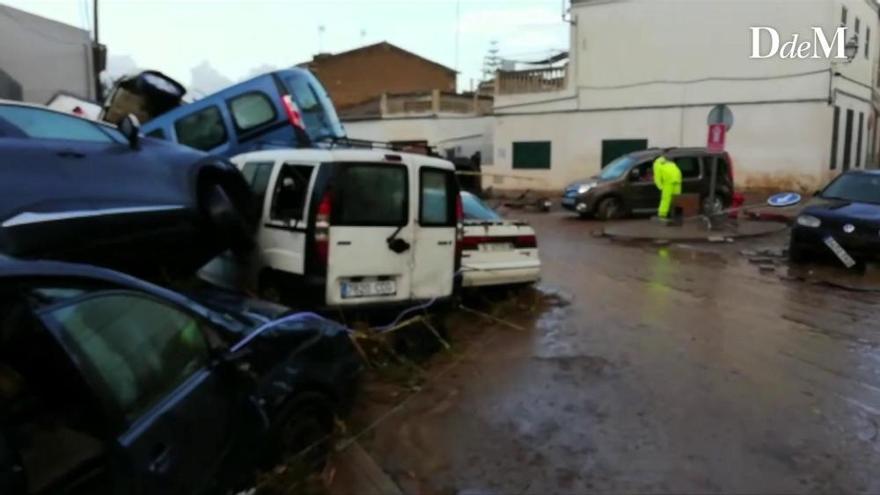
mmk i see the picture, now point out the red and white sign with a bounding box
[707,124,726,151]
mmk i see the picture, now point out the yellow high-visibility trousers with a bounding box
[658,181,682,218]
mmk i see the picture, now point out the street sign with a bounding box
[708,104,734,130]
[767,192,802,207]
[707,124,726,151]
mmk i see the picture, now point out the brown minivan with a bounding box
[561,147,735,220]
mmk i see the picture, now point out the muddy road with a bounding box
[356,212,880,494]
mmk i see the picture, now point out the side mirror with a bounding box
[629,169,641,181]
[813,190,822,197]
[119,114,141,150]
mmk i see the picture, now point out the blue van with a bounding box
[141,68,346,157]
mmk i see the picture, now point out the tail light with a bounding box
[281,95,306,132]
[514,235,538,249]
[314,191,332,266]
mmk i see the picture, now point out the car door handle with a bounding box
[148,444,173,475]
[56,150,85,159]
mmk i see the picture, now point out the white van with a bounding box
[199,148,461,308]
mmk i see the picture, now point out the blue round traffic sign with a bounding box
[767,192,802,208]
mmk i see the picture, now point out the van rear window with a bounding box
[281,72,345,142]
[334,164,407,227]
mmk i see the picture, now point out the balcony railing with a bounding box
[496,66,568,95]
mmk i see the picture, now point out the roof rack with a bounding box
[322,136,442,157]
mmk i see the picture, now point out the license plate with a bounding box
[480,243,514,252]
[561,197,575,206]
[341,280,397,299]
[823,236,857,268]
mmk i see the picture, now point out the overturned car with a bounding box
[0,101,254,276]
[0,257,361,494]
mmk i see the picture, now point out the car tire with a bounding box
[202,183,254,254]
[274,392,336,471]
[596,197,624,221]
[701,193,728,216]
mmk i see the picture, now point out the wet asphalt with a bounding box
[358,212,880,495]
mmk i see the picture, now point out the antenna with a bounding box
[318,25,326,53]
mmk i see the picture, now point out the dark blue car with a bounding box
[0,101,254,276]
[140,68,346,158]
[0,257,360,494]
[790,170,880,264]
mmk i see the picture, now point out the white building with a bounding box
[491,0,880,192]
[343,91,494,161]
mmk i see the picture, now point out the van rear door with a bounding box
[411,166,458,299]
[325,162,413,306]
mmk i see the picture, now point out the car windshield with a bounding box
[281,72,346,141]
[821,173,880,204]
[599,156,636,180]
[462,192,502,221]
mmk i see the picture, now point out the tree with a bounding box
[481,40,501,80]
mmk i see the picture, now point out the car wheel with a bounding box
[275,392,336,471]
[701,194,727,216]
[596,197,624,221]
[202,183,254,254]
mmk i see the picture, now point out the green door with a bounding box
[601,139,648,168]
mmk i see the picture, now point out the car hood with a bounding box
[803,197,880,222]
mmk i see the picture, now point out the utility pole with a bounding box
[92,0,104,102]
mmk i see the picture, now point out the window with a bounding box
[675,157,701,179]
[48,293,208,422]
[174,106,227,151]
[281,72,345,140]
[842,6,848,25]
[229,92,276,134]
[633,161,654,182]
[831,106,840,170]
[857,112,864,169]
[241,161,275,215]
[512,141,551,169]
[145,128,166,140]
[461,192,501,221]
[843,108,854,171]
[420,168,456,227]
[269,164,314,222]
[334,164,407,226]
[0,105,114,143]
[867,28,872,59]
[856,17,861,36]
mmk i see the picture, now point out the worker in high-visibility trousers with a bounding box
[652,151,683,220]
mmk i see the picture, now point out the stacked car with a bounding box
[0,65,543,493]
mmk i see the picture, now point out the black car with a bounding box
[0,257,360,495]
[790,170,880,264]
[0,102,254,277]
[561,148,735,220]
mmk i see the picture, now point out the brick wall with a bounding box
[307,43,456,109]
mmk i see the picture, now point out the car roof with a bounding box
[626,147,727,161]
[231,147,456,170]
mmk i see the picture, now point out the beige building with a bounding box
[300,42,457,110]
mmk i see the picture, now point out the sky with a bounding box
[3,0,570,94]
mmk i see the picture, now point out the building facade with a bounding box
[343,90,494,160]
[490,0,880,192]
[0,4,98,103]
[300,42,457,110]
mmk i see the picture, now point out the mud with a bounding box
[353,213,880,494]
